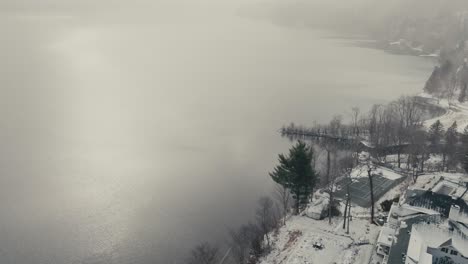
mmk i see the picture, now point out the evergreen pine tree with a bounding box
[461,125,468,146]
[270,141,317,214]
[460,125,468,160]
[445,121,458,146]
[428,120,445,153]
[444,121,458,170]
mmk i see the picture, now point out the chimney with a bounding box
[449,205,460,221]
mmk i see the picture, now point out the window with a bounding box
[441,248,448,253]
[450,250,458,256]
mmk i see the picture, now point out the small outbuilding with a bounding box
[306,191,330,220]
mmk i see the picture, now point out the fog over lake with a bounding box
[0,1,434,263]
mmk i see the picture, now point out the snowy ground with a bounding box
[259,216,379,264]
[420,94,468,132]
[424,154,444,172]
[350,165,404,181]
[258,166,466,264]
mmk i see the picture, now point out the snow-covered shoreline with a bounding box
[419,93,468,132]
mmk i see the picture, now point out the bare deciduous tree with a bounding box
[338,155,354,232]
[228,223,262,264]
[274,183,291,226]
[367,165,376,224]
[256,196,277,247]
[326,155,337,225]
[349,107,361,137]
[391,96,423,168]
[357,155,377,224]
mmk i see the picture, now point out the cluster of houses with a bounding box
[299,153,468,264]
[376,173,468,264]
[376,204,468,264]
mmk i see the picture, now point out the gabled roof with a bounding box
[452,239,468,257]
[449,220,468,237]
[407,222,468,262]
[449,206,468,226]
[438,238,452,248]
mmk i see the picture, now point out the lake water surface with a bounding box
[0,4,434,264]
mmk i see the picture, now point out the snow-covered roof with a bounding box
[406,222,468,263]
[432,178,468,202]
[391,204,440,219]
[433,181,459,195]
[449,205,468,226]
[374,167,404,180]
[410,173,468,202]
[387,204,400,228]
[408,174,439,191]
[450,220,468,237]
[377,225,395,247]
[307,191,329,215]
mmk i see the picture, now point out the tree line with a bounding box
[280,95,468,174]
